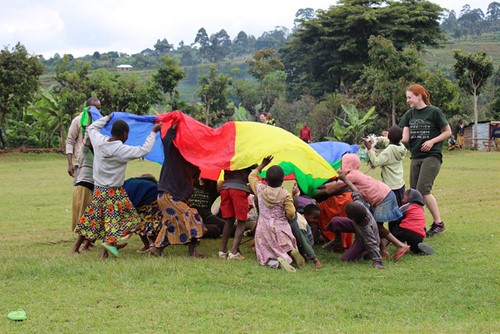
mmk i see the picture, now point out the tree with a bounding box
[255,27,289,50]
[153,55,185,110]
[246,49,284,81]
[209,29,232,62]
[0,43,44,130]
[54,55,90,117]
[454,50,494,148]
[281,0,445,98]
[197,65,233,126]
[355,36,422,126]
[154,38,173,55]
[233,31,250,56]
[194,28,210,62]
[294,8,317,26]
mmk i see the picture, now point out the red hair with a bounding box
[407,84,431,105]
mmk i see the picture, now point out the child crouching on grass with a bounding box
[389,189,435,255]
[249,156,304,272]
[75,114,161,258]
[327,193,385,270]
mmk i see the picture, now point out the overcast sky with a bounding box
[0,0,493,58]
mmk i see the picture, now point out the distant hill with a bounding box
[423,33,500,70]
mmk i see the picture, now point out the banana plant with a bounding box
[27,89,71,149]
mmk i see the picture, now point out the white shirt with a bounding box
[88,115,156,187]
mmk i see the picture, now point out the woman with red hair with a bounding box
[399,84,452,237]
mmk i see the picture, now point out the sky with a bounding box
[0,0,494,59]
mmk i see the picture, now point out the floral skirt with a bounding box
[75,185,141,244]
[136,200,162,237]
[154,192,206,247]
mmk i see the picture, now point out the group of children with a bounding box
[67,104,437,271]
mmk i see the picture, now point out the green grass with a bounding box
[0,151,499,333]
[423,37,500,69]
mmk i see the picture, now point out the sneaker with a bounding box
[227,252,245,260]
[426,221,445,237]
[218,251,228,259]
[277,257,296,272]
[417,242,435,255]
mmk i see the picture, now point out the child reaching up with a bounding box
[249,156,304,272]
[364,125,407,206]
[75,114,161,258]
[389,189,435,255]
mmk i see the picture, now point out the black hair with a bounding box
[86,97,100,108]
[303,204,320,216]
[388,125,403,145]
[265,165,284,188]
[111,120,129,138]
[345,202,368,224]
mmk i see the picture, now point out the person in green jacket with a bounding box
[364,125,407,206]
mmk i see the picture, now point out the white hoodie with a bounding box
[88,115,156,187]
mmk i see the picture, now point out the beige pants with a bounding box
[495,138,500,152]
[72,185,93,231]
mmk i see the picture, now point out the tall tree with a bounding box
[153,55,185,110]
[281,0,445,98]
[154,38,173,55]
[194,28,210,62]
[209,29,232,62]
[0,43,44,130]
[197,65,233,126]
[454,50,494,148]
[356,36,422,126]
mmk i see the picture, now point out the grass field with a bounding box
[0,151,499,333]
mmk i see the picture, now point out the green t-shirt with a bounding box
[398,105,448,161]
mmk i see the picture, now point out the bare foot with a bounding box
[188,251,207,258]
[149,246,163,257]
[101,249,109,259]
[313,258,323,269]
[116,243,128,250]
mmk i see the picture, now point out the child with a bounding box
[249,156,304,272]
[317,154,410,261]
[298,204,323,269]
[327,194,385,270]
[364,125,407,206]
[218,167,253,260]
[149,121,207,258]
[123,174,162,253]
[389,189,435,255]
[75,114,161,257]
[291,184,323,269]
[190,178,225,239]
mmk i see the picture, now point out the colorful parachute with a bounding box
[310,141,359,171]
[88,108,339,196]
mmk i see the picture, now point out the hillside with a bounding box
[423,33,500,70]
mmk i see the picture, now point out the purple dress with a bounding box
[254,183,297,265]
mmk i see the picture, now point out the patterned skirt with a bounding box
[136,201,162,237]
[75,185,141,244]
[155,192,206,247]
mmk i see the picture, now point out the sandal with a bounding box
[7,309,27,321]
[394,245,410,262]
[102,243,119,257]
